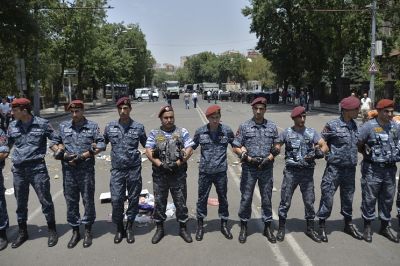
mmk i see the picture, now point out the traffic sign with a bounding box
[369,62,378,74]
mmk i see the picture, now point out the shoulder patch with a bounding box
[374,127,383,133]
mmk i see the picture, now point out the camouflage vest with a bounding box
[285,127,315,167]
[153,127,184,164]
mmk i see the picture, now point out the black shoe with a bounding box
[276,217,286,242]
[305,220,321,243]
[238,221,247,244]
[221,219,233,240]
[67,227,81,249]
[126,221,135,244]
[11,222,28,249]
[0,229,8,251]
[151,222,165,244]
[114,222,125,244]
[263,221,276,243]
[343,219,363,240]
[319,219,328,243]
[47,222,58,247]
[195,219,204,241]
[179,222,192,243]
[379,221,399,243]
[83,224,92,248]
[363,219,372,243]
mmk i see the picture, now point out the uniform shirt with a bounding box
[104,119,147,169]
[192,123,234,174]
[7,116,58,165]
[146,126,194,149]
[322,116,358,166]
[358,118,400,163]
[233,118,278,158]
[0,128,9,168]
[278,127,320,168]
[53,118,105,164]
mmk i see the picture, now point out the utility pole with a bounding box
[33,5,41,116]
[369,0,377,105]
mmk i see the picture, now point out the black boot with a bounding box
[238,221,247,244]
[0,229,7,251]
[276,217,286,242]
[363,219,372,243]
[114,222,125,244]
[126,221,135,244]
[263,221,276,243]
[47,221,58,247]
[11,222,28,248]
[221,219,233,240]
[305,220,321,243]
[151,222,165,244]
[195,218,204,241]
[179,222,192,243]
[67,226,81,249]
[343,217,363,240]
[83,224,93,248]
[319,219,328,243]
[379,220,399,243]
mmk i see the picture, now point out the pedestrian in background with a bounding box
[232,97,280,244]
[7,98,59,248]
[184,92,190,109]
[192,91,198,108]
[53,100,105,248]
[274,106,328,243]
[360,92,372,123]
[357,99,399,243]
[192,105,234,241]
[145,106,194,244]
[104,97,147,244]
[0,97,11,131]
[317,96,363,242]
[0,128,9,251]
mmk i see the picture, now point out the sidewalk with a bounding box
[38,100,113,120]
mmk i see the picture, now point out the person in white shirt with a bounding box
[192,92,198,108]
[360,92,372,123]
[0,97,11,130]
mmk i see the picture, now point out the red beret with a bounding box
[340,96,360,110]
[158,105,174,118]
[291,106,306,118]
[376,99,394,109]
[205,105,221,117]
[116,97,131,108]
[11,98,31,108]
[251,97,267,106]
[67,100,84,110]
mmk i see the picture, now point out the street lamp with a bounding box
[368,0,377,105]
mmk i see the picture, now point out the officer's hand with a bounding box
[239,151,249,162]
[258,157,273,169]
[69,154,86,166]
[304,154,315,163]
[64,153,77,162]
[314,147,324,159]
[249,157,262,166]
[168,162,179,172]
[159,162,173,173]
[53,149,65,160]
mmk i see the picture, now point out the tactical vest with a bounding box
[366,119,400,163]
[153,127,184,164]
[285,127,315,167]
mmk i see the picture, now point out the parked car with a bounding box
[151,88,160,101]
[135,88,150,101]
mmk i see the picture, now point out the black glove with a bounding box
[239,151,249,162]
[159,162,173,173]
[249,157,263,166]
[69,154,86,166]
[63,153,77,162]
[314,147,324,159]
[167,162,179,172]
[258,157,273,169]
[304,153,315,163]
[53,149,65,160]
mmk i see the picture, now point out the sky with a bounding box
[106,0,258,66]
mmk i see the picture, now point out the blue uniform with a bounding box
[104,119,147,224]
[7,116,57,224]
[233,118,278,222]
[53,119,105,226]
[146,126,194,222]
[192,123,234,220]
[0,129,9,230]
[358,118,400,221]
[317,117,358,220]
[277,127,320,219]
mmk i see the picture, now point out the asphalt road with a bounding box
[1,98,399,266]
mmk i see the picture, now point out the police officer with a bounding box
[53,100,105,248]
[274,106,328,243]
[104,97,147,244]
[232,97,280,244]
[7,98,59,248]
[0,128,9,251]
[317,96,363,242]
[192,105,234,241]
[357,99,399,243]
[145,105,194,244]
